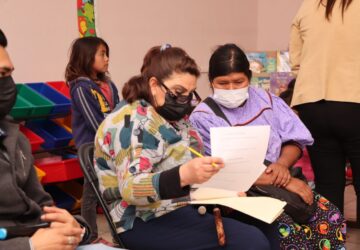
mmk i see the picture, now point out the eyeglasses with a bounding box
[159,81,201,106]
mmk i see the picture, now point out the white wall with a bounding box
[96,0,258,97]
[0,0,78,83]
[0,0,303,97]
[257,0,302,50]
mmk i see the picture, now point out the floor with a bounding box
[97,185,360,249]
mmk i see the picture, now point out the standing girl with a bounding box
[65,36,120,242]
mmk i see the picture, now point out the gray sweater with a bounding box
[0,118,53,250]
[0,117,89,249]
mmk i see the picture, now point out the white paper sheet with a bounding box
[199,125,270,192]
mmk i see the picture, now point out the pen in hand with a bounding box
[187,146,219,168]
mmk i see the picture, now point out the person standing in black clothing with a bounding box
[290,0,360,213]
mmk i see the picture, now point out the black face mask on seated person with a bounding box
[156,91,192,122]
[0,76,17,119]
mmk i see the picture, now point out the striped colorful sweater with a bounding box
[94,100,203,233]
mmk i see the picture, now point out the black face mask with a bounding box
[156,92,191,121]
[0,76,17,118]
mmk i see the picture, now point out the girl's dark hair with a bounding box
[279,78,296,106]
[0,29,8,47]
[122,45,200,105]
[320,0,353,20]
[208,43,251,82]
[65,36,110,82]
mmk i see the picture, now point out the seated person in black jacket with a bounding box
[0,28,91,250]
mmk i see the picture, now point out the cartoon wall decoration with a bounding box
[77,0,96,37]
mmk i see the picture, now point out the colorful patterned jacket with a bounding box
[94,100,203,233]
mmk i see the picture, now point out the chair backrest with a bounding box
[77,142,125,248]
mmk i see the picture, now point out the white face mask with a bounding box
[213,87,249,109]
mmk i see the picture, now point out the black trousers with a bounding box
[297,101,360,213]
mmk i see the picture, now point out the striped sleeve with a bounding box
[72,85,105,132]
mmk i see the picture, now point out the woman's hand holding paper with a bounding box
[180,157,224,187]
